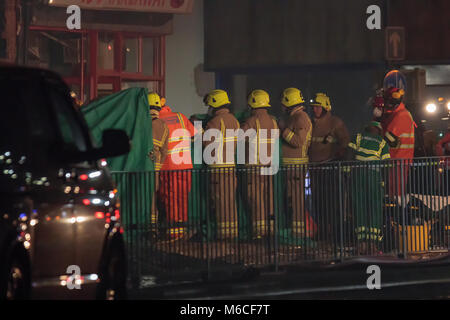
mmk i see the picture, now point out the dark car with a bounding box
[0,67,130,300]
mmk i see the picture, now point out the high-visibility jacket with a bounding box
[382,103,415,160]
[281,106,312,165]
[159,106,196,170]
[348,132,391,161]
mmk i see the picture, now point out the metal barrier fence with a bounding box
[111,157,450,288]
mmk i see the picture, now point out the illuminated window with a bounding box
[98,32,115,70]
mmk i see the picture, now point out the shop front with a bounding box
[25,0,194,105]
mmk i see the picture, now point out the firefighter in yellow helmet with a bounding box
[148,92,169,232]
[308,92,350,245]
[241,89,279,238]
[203,89,240,239]
[309,93,350,162]
[279,88,312,238]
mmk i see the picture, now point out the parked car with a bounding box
[0,66,130,300]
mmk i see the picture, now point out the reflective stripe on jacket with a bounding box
[281,106,312,165]
[241,109,279,166]
[348,133,390,161]
[160,106,196,170]
[382,103,415,159]
[204,108,240,167]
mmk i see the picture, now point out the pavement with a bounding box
[128,255,450,299]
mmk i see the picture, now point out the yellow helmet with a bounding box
[205,89,231,108]
[281,88,305,107]
[311,93,331,111]
[248,89,271,108]
[148,92,161,109]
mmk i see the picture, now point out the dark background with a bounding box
[204,0,450,135]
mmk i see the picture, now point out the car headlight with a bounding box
[426,103,437,113]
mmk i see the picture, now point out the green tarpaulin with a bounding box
[81,88,155,237]
[82,87,154,172]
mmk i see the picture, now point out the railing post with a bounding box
[274,184,279,272]
[401,160,408,259]
[338,162,344,262]
[205,169,211,279]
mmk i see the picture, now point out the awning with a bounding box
[48,0,194,14]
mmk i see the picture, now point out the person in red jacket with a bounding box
[158,97,197,239]
[436,126,450,191]
[381,87,416,198]
[436,127,450,157]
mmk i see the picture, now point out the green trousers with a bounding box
[351,168,384,242]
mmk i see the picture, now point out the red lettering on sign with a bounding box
[171,0,184,8]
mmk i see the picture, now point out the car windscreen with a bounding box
[0,75,56,162]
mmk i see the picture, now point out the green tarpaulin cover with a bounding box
[82,87,154,172]
[82,88,155,238]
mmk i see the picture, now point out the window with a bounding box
[98,32,115,70]
[403,65,450,85]
[27,30,84,78]
[124,37,139,73]
[28,27,166,101]
[48,86,88,153]
[142,37,155,76]
[122,36,157,75]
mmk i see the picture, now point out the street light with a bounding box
[447,101,450,111]
[426,103,437,113]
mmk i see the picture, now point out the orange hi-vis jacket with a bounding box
[382,103,415,160]
[159,106,196,170]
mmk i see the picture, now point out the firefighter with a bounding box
[308,93,350,244]
[309,93,350,163]
[278,88,312,238]
[241,89,279,238]
[158,97,197,239]
[381,87,415,198]
[348,121,390,255]
[148,92,169,230]
[203,89,240,240]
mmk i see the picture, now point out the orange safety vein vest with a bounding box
[383,103,416,160]
[160,106,195,170]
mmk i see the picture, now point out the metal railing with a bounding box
[111,157,450,288]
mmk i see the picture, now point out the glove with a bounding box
[148,150,156,161]
[323,134,334,144]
